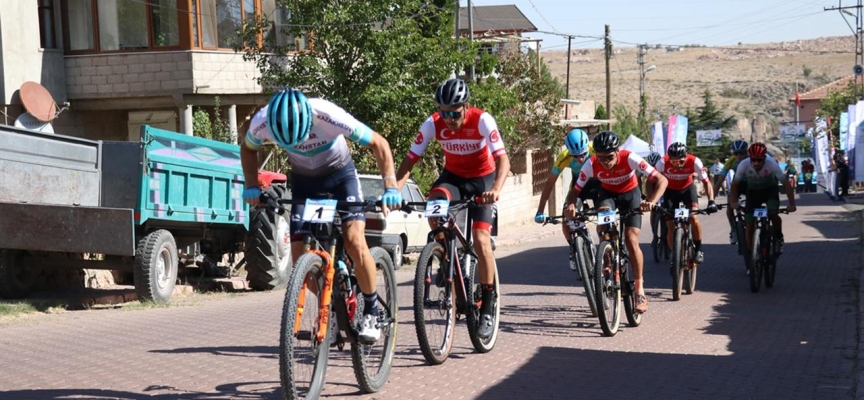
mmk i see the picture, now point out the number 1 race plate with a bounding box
[302,199,337,222]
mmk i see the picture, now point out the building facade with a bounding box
[1,0,305,141]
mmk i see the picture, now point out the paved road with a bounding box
[0,194,858,400]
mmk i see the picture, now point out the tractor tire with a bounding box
[0,249,36,299]
[134,230,178,303]
[245,183,293,291]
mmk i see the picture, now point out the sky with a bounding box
[465,0,856,51]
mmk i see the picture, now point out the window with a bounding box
[261,0,312,52]
[38,0,57,49]
[66,0,95,51]
[98,0,149,51]
[151,0,179,47]
[193,0,256,49]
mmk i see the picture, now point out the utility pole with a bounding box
[467,0,475,81]
[566,36,572,99]
[825,0,864,99]
[637,43,647,122]
[605,24,611,127]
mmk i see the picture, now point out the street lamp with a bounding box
[639,64,656,120]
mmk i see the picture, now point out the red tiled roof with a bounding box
[789,74,857,102]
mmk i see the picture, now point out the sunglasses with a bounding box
[670,158,686,166]
[751,158,765,163]
[440,110,463,120]
[572,151,589,159]
[597,152,617,162]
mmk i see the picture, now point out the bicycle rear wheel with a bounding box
[684,231,697,295]
[671,228,685,301]
[594,241,621,337]
[413,242,456,365]
[280,253,331,400]
[749,227,763,293]
[352,247,397,393]
[651,213,662,264]
[621,256,642,327]
[466,255,501,353]
[764,230,777,288]
[576,235,598,317]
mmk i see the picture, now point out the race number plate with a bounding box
[674,208,690,219]
[753,207,768,218]
[425,200,450,217]
[302,199,337,222]
[597,209,617,225]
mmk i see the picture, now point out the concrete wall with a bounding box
[65,51,263,99]
[0,0,67,105]
[496,149,570,229]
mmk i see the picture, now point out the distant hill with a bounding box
[542,35,856,140]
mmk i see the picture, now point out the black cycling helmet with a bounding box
[667,142,687,158]
[435,78,470,106]
[592,130,620,153]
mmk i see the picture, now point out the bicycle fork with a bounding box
[295,248,337,344]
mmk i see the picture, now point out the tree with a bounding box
[684,90,737,162]
[242,0,475,173]
[816,81,859,149]
[595,104,607,120]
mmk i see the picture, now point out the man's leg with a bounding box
[726,201,737,245]
[472,207,497,338]
[343,221,382,343]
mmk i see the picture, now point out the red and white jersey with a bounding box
[655,154,707,191]
[407,107,506,178]
[575,150,657,193]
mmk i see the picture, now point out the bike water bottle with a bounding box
[336,260,352,296]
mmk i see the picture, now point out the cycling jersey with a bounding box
[654,154,707,191]
[407,107,506,178]
[245,99,374,177]
[733,157,785,190]
[550,142,595,177]
[574,150,658,194]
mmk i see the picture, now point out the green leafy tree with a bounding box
[684,90,736,162]
[595,103,607,120]
[816,81,859,148]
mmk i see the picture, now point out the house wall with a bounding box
[496,149,570,230]
[795,100,820,129]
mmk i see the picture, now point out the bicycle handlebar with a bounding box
[654,204,724,217]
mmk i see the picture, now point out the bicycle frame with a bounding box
[427,203,477,314]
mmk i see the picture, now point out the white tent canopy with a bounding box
[620,135,651,157]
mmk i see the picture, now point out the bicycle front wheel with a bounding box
[413,242,456,365]
[467,256,501,353]
[749,227,763,293]
[594,241,621,337]
[280,253,331,400]
[671,228,685,301]
[576,234,598,317]
[352,247,397,393]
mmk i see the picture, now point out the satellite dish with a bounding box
[14,112,54,133]
[19,81,57,122]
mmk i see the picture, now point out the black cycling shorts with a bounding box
[289,160,364,239]
[662,184,698,216]
[429,169,496,232]
[597,185,642,228]
[745,185,780,222]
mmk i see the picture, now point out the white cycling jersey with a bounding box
[732,157,785,190]
[245,98,374,177]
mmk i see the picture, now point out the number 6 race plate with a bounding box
[597,209,617,225]
[302,199,337,222]
[425,199,450,217]
[753,207,768,218]
[674,208,690,219]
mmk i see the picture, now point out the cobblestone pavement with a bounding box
[0,193,858,400]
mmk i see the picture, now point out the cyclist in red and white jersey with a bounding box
[565,131,668,313]
[647,142,718,265]
[395,78,510,339]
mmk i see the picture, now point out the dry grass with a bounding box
[542,35,856,135]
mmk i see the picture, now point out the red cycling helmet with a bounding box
[748,142,767,159]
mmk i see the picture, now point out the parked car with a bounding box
[358,174,429,269]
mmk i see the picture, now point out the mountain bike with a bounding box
[593,208,643,337]
[544,211,599,317]
[733,198,749,264]
[655,204,722,301]
[745,205,789,293]
[269,196,397,399]
[409,198,500,365]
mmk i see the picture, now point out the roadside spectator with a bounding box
[834,152,850,199]
[710,158,725,195]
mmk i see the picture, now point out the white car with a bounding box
[358,174,430,269]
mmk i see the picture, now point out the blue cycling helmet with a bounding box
[730,139,748,153]
[564,128,590,155]
[266,87,313,148]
